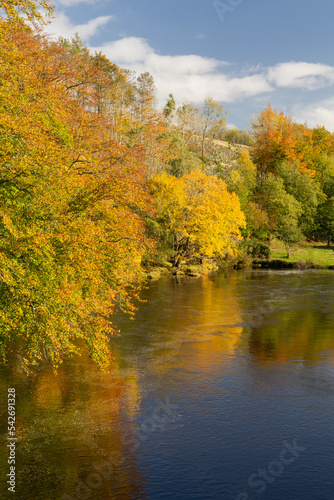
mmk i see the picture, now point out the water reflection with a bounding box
[240,271,334,364]
[0,270,334,499]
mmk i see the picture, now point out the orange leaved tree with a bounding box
[0,19,155,371]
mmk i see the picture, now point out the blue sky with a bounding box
[44,0,334,131]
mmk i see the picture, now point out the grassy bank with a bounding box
[270,240,334,269]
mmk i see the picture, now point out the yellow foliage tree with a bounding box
[151,170,246,263]
[0,0,53,22]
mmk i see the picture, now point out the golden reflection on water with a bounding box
[1,271,334,498]
[1,348,145,499]
[137,275,243,377]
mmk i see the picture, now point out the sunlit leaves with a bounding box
[151,170,246,261]
[0,20,155,371]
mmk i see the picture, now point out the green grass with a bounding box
[271,242,334,268]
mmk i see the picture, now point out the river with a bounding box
[1,269,334,499]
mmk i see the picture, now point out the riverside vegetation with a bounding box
[1,0,334,371]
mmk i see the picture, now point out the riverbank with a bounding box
[146,262,220,280]
[235,242,334,270]
[145,241,334,279]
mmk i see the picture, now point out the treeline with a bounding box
[1,0,334,370]
[239,105,334,255]
[152,101,334,264]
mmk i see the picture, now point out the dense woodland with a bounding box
[1,0,334,371]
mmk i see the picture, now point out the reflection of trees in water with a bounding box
[0,353,147,499]
[232,271,334,364]
[247,308,334,363]
[2,271,333,498]
[114,273,244,377]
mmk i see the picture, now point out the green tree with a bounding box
[223,128,253,146]
[255,174,303,257]
[163,93,176,125]
[276,218,304,258]
[317,199,334,247]
[243,202,270,240]
[224,149,256,208]
[315,160,334,246]
[276,161,323,236]
[166,133,202,177]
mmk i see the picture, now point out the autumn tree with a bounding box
[134,72,156,123]
[249,104,334,246]
[151,170,245,265]
[0,19,156,371]
[251,104,308,176]
[294,124,334,174]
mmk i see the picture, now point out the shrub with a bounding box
[244,239,271,259]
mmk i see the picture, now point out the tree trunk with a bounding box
[173,254,182,268]
[327,231,332,248]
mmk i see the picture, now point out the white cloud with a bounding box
[152,72,272,104]
[293,97,334,132]
[268,62,334,90]
[148,53,225,76]
[44,12,113,42]
[94,37,153,64]
[89,36,272,103]
[91,37,224,73]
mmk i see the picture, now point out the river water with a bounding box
[1,269,334,499]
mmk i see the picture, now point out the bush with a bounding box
[244,239,271,259]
